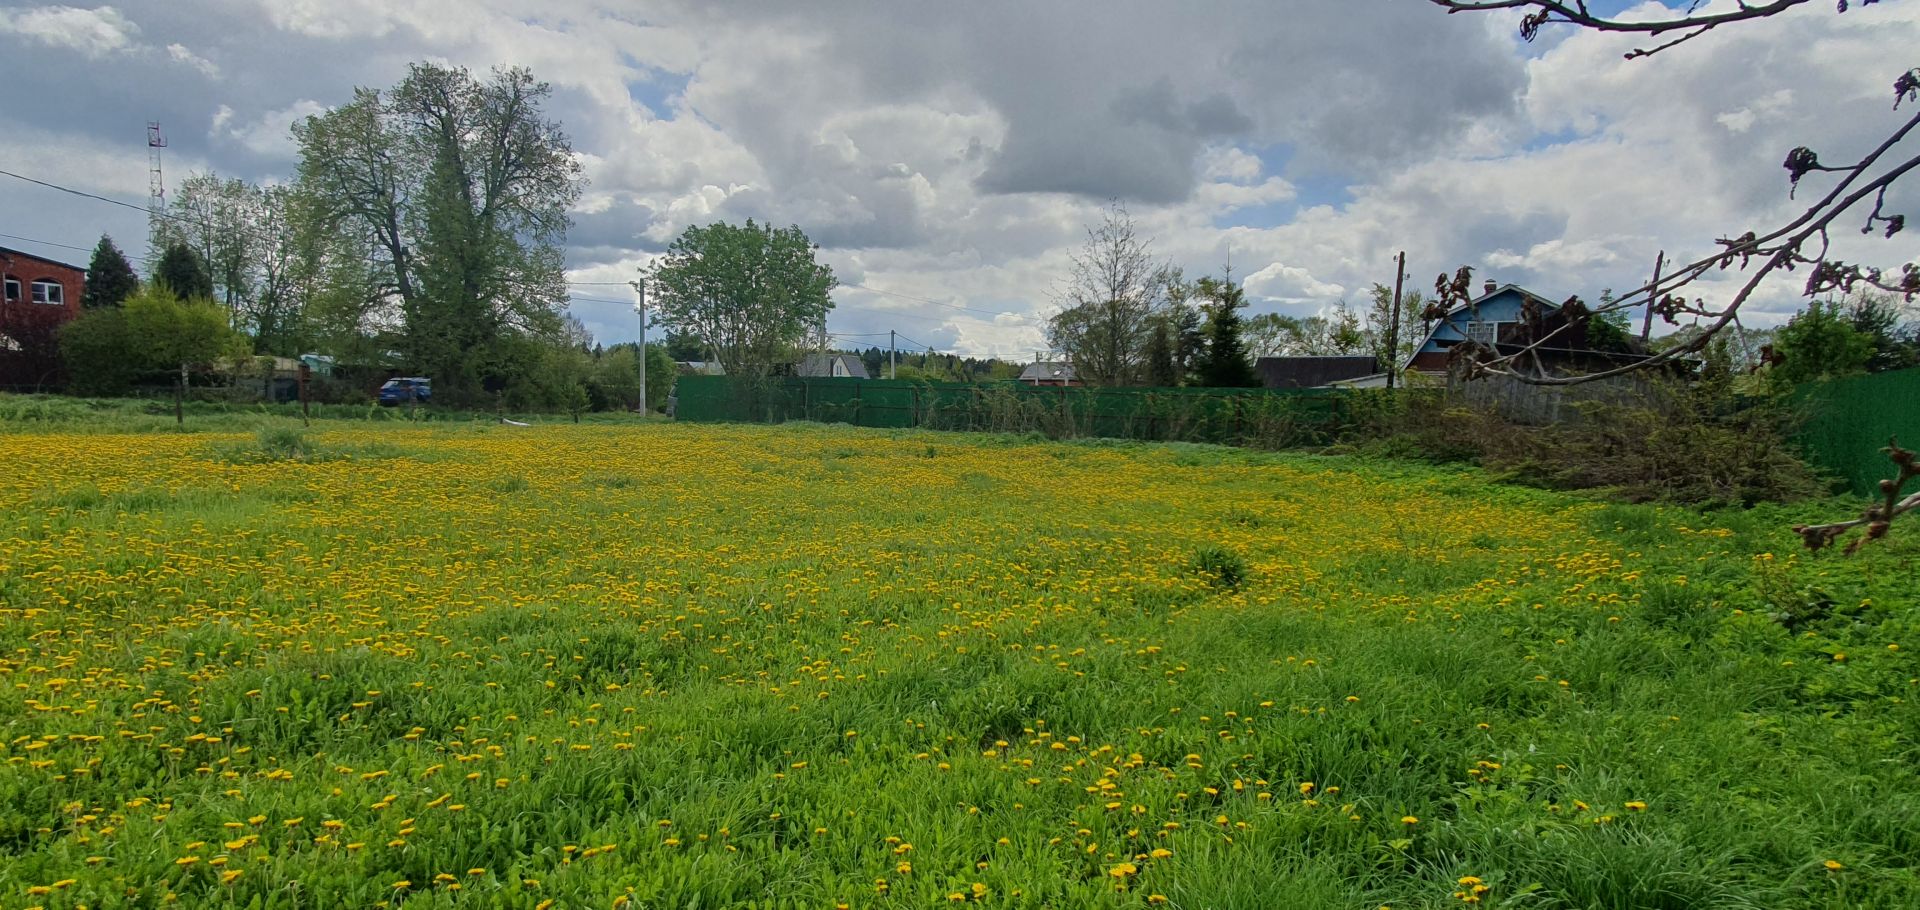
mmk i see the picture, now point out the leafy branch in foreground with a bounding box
[1795,438,1920,552]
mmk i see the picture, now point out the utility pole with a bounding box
[889,329,896,380]
[1387,250,1406,389]
[635,277,647,414]
[1639,250,1664,343]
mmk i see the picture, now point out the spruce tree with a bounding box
[81,235,139,308]
[1144,320,1179,387]
[1195,276,1261,388]
[154,242,214,301]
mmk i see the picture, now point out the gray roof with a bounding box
[1255,356,1380,389]
[796,353,870,379]
[1018,361,1076,382]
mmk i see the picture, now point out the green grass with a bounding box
[0,406,1914,909]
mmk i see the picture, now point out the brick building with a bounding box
[1,246,87,387]
[1,245,85,322]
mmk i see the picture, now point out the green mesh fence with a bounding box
[1795,367,1920,495]
[671,375,1371,447]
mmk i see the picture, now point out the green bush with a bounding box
[1189,544,1249,591]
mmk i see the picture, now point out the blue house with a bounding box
[1401,280,1656,379]
[1405,282,1561,374]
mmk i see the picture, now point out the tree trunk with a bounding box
[176,363,187,428]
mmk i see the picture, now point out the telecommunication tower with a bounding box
[147,121,167,264]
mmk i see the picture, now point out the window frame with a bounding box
[29,279,64,306]
[2,276,18,302]
[1463,320,1501,347]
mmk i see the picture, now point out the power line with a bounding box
[0,168,156,218]
[566,293,634,305]
[0,231,94,254]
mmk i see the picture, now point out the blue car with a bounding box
[377,377,432,406]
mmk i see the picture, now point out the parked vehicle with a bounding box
[378,377,432,406]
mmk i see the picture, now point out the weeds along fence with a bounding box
[672,375,1409,448]
[1795,367,1920,495]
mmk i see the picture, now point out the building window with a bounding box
[30,280,63,306]
[1464,320,1501,346]
[3,277,18,302]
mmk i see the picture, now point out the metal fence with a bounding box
[671,375,1373,446]
[1795,367,1920,495]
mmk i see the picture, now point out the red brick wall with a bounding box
[0,250,86,328]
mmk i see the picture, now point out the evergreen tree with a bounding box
[154,242,214,301]
[81,235,139,309]
[1193,276,1261,388]
[1144,320,1179,387]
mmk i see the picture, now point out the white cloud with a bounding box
[0,4,139,57]
[167,42,220,78]
[6,0,1916,351]
[213,100,329,158]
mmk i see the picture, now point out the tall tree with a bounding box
[643,220,837,379]
[154,242,213,301]
[158,173,257,312]
[294,62,583,401]
[1143,320,1179,387]
[1193,276,1261,388]
[1047,203,1173,386]
[81,235,138,309]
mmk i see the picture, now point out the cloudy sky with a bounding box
[1,0,1914,357]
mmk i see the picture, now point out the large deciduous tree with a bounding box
[1047,203,1176,386]
[642,220,838,380]
[293,62,583,402]
[81,235,138,309]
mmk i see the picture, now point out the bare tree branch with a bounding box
[1430,1,1839,60]
[1794,439,1920,552]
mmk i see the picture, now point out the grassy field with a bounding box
[0,412,1916,909]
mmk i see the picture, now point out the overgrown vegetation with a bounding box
[1351,375,1826,505]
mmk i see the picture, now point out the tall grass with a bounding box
[0,418,1909,908]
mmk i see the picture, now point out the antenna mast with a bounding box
[147,121,167,267]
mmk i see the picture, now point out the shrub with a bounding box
[1189,544,1249,591]
[256,426,317,461]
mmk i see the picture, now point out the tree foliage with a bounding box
[643,220,837,380]
[61,286,248,397]
[1193,276,1261,387]
[154,242,213,302]
[81,235,138,309]
[1769,298,1875,386]
[294,62,583,401]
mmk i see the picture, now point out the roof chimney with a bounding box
[1483,279,1497,296]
